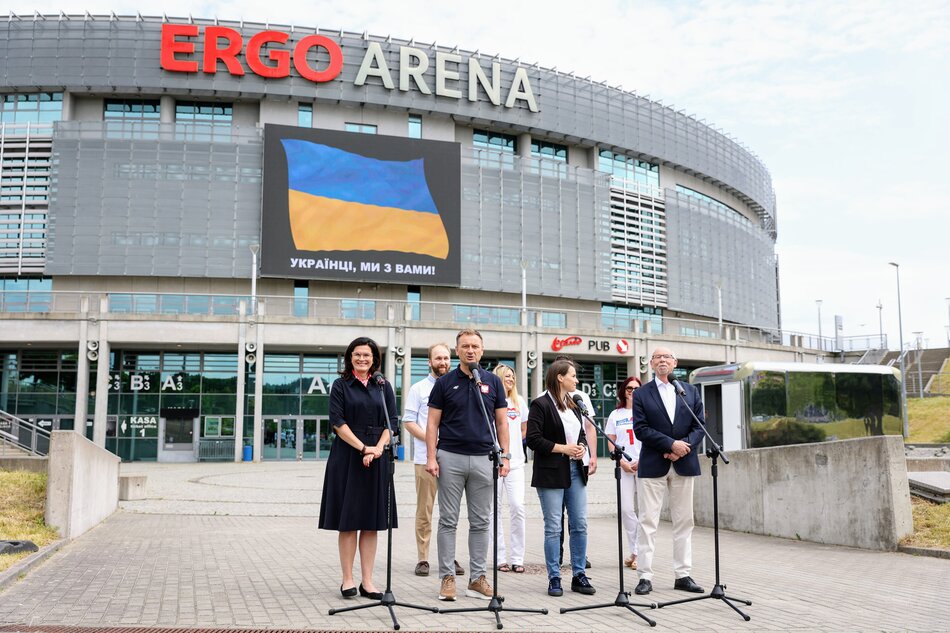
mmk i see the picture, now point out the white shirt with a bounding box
[655,377,677,424]
[547,391,590,467]
[402,374,437,465]
[504,395,528,470]
[605,407,637,454]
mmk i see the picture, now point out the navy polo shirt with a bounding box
[428,365,507,455]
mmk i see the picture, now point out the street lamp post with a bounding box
[816,299,823,353]
[249,244,260,316]
[888,262,908,437]
[876,300,884,349]
[912,331,924,399]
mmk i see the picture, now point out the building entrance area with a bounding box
[262,416,331,460]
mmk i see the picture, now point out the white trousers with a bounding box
[488,466,527,566]
[636,470,695,581]
[619,469,640,555]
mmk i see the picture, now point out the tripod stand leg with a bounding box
[721,595,752,621]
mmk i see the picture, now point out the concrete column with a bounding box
[160,96,175,123]
[74,296,90,433]
[400,344,413,455]
[517,333,529,399]
[626,355,639,382]
[517,133,531,158]
[92,320,110,448]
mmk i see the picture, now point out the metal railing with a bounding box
[0,288,876,352]
[0,409,50,456]
[198,438,236,461]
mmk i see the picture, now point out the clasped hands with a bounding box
[361,443,384,467]
[663,439,691,462]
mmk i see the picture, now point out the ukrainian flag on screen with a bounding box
[281,139,449,259]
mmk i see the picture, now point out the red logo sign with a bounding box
[616,339,630,354]
[551,336,582,352]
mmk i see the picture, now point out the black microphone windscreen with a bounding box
[372,371,386,386]
[671,379,686,396]
[467,362,480,380]
[571,393,588,413]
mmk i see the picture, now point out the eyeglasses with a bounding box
[652,354,674,360]
[624,386,637,392]
[352,353,373,359]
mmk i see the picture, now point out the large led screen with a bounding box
[261,124,461,285]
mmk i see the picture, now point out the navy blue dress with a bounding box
[318,374,399,531]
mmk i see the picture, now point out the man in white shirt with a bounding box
[402,342,458,577]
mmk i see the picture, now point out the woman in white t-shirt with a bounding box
[490,363,529,573]
[605,375,642,569]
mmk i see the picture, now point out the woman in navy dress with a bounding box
[319,336,398,600]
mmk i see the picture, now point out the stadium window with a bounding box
[0,92,63,124]
[407,286,421,321]
[298,103,313,128]
[408,114,422,139]
[530,139,568,162]
[104,99,161,139]
[175,102,233,142]
[293,280,309,317]
[345,123,377,134]
[473,129,517,169]
[598,150,659,189]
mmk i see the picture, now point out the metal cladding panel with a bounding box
[46,122,263,278]
[1,16,774,229]
[460,152,611,301]
[664,190,778,329]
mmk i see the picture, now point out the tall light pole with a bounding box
[249,243,260,316]
[815,299,823,352]
[876,300,884,349]
[912,331,924,399]
[888,262,908,437]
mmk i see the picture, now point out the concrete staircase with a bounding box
[881,348,949,396]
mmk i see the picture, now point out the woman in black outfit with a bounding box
[526,359,595,598]
[318,337,397,600]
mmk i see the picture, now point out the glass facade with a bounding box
[473,129,517,169]
[103,99,161,139]
[747,369,902,448]
[408,114,422,139]
[0,278,51,312]
[675,185,753,227]
[344,123,377,134]
[598,150,659,190]
[0,92,62,124]
[298,103,313,128]
[175,102,233,141]
[601,303,663,334]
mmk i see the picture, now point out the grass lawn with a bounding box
[906,397,950,443]
[0,470,60,574]
[901,497,950,550]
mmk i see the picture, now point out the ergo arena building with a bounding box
[0,14,805,463]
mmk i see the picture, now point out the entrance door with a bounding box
[158,417,198,462]
[301,418,318,460]
[279,418,298,460]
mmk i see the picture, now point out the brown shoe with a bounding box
[454,559,465,575]
[439,575,457,601]
[466,575,497,600]
[415,561,429,576]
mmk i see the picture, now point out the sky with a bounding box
[11,0,950,350]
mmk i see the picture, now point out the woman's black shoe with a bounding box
[359,584,383,600]
[340,585,357,598]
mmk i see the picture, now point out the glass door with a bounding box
[279,418,297,460]
[301,418,318,460]
[318,417,333,458]
[263,419,279,460]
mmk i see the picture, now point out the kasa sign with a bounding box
[160,24,539,112]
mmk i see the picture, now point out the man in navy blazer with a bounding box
[631,346,705,596]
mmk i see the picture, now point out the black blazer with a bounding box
[633,379,705,478]
[526,392,589,488]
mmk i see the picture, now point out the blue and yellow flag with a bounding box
[281,139,449,259]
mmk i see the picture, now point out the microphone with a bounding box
[467,362,482,384]
[372,371,386,386]
[571,393,589,415]
[671,379,687,397]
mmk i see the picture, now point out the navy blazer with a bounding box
[632,379,705,478]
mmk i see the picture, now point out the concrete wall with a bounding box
[46,431,120,540]
[692,436,913,551]
[0,457,48,473]
[906,458,950,472]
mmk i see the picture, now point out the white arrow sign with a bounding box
[121,421,127,434]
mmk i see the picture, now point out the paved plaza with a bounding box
[1,460,948,632]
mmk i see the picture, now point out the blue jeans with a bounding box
[536,461,588,579]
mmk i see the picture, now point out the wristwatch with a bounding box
[500,452,511,460]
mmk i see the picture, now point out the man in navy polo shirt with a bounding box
[425,328,510,602]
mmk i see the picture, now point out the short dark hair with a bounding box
[545,359,577,412]
[340,336,382,377]
[456,328,483,345]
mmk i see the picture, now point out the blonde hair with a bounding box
[492,364,520,406]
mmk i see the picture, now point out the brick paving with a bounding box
[0,461,948,632]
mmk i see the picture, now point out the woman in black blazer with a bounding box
[526,359,596,597]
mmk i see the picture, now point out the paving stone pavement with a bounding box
[0,461,948,632]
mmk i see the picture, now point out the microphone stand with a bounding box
[560,401,657,627]
[439,363,548,630]
[655,383,751,621]
[329,376,439,630]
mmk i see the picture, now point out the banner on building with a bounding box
[261,124,461,285]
